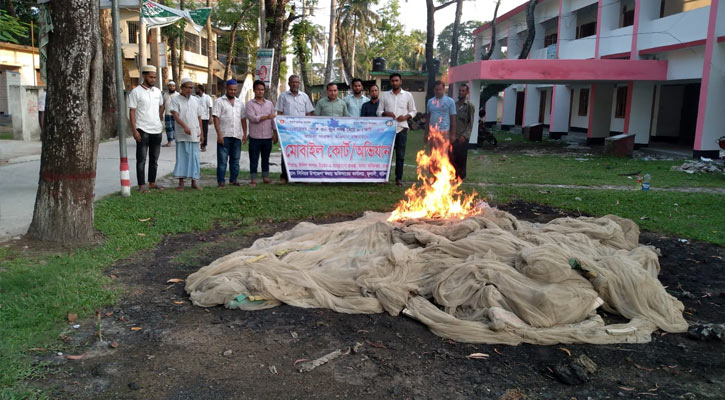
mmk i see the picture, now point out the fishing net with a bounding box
[185,209,687,345]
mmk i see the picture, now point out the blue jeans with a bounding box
[217,137,241,184]
[248,137,272,179]
[394,128,408,181]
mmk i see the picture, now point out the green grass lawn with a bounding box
[1,129,724,397]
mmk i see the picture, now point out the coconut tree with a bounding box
[336,0,378,79]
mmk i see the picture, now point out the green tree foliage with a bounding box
[364,0,427,72]
[436,20,483,70]
[0,9,26,44]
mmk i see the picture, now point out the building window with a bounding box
[127,21,138,44]
[576,21,597,39]
[544,33,558,47]
[615,86,628,118]
[201,37,208,56]
[622,7,635,27]
[578,88,589,116]
[184,32,199,54]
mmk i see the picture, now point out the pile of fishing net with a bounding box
[185,209,688,345]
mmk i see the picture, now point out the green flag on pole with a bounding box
[141,1,210,33]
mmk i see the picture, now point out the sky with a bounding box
[308,0,522,36]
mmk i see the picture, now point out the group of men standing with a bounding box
[128,67,474,192]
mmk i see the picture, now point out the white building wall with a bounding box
[663,47,706,80]
[610,86,625,133]
[638,6,710,51]
[570,86,589,129]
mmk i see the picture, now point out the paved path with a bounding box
[0,128,281,241]
[476,182,725,194]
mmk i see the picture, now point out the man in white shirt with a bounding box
[212,79,248,188]
[128,65,164,193]
[275,74,313,184]
[170,77,204,191]
[163,81,179,146]
[377,72,417,186]
[195,84,214,152]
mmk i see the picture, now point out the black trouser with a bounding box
[249,137,273,179]
[394,128,408,181]
[450,137,469,180]
[201,119,209,147]
[136,129,162,186]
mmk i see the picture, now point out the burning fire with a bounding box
[388,126,483,222]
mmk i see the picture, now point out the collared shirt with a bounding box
[169,94,201,142]
[360,99,380,117]
[314,97,348,117]
[377,89,417,133]
[276,90,314,116]
[456,99,475,139]
[128,84,164,134]
[212,96,246,139]
[163,91,179,116]
[427,95,456,131]
[344,94,369,117]
[245,97,276,139]
[198,93,213,120]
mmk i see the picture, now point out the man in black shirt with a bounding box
[360,84,380,117]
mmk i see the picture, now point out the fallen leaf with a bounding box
[634,363,654,372]
[166,278,185,283]
[173,301,185,305]
[137,233,146,237]
[293,358,309,366]
[104,312,113,317]
[119,315,127,322]
[110,274,118,280]
[130,327,143,331]
[138,218,151,222]
[619,386,635,391]
[493,348,503,355]
[110,341,119,348]
[67,313,77,323]
[365,340,386,349]
[467,353,489,359]
[558,347,572,357]
[199,235,206,242]
[65,354,85,360]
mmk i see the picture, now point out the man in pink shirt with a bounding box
[244,80,278,186]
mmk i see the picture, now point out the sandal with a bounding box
[149,184,164,190]
[138,185,149,193]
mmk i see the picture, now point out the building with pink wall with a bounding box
[448,0,723,158]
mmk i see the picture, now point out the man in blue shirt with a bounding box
[344,78,369,117]
[426,81,456,144]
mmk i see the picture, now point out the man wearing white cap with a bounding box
[163,80,179,146]
[128,64,164,193]
[169,77,204,191]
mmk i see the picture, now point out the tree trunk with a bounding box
[170,37,179,84]
[294,30,312,97]
[223,22,239,81]
[350,19,357,78]
[482,0,501,61]
[178,0,185,81]
[336,18,352,84]
[479,0,537,113]
[448,0,464,96]
[265,0,298,101]
[206,0,213,92]
[425,0,455,102]
[5,0,15,17]
[99,9,118,140]
[27,0,102,243]
[324,0,337,84]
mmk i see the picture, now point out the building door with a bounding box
[515,91,525,126]
[679,83,700,146]
[538,91,547,123]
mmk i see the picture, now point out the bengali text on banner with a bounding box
[275,116,397,183]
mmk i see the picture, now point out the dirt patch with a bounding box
[34,204,725,399]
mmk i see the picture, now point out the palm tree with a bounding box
[291,19,325,96]
[337,0,378,79]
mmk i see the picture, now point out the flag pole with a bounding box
[112,0,131,197]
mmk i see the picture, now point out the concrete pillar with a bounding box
[549,84,571,138]
[587,83,614,144]
[522,85,540,127]
[485,95,498,127]
[469,80,482,144]
[501,86,517,128]
[625,81,654,146]
[694,0,725,158]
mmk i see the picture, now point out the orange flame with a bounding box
[388,125,483,222]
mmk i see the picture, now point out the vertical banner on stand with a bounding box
[254,49,274,86]
[275,116,397,183]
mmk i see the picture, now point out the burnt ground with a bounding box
[34,202,725,399]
